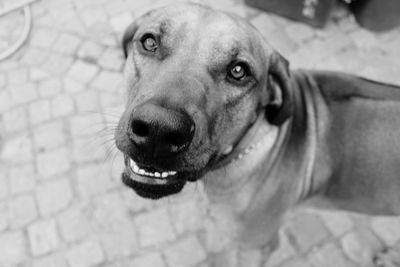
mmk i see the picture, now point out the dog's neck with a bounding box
[203,117,281,208]
[201,73,324,248]
[201,116,291,248]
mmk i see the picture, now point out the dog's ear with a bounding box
[265,52,293,125]
[122,21,139,58]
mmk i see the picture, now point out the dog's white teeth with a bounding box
[128,158,178,178]
[133,165,139,173]
[223,146,233,155]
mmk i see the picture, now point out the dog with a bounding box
[114,3,400,265]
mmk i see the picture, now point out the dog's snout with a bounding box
[129,103,195,158]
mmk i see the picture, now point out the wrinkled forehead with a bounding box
[137,4,268,59]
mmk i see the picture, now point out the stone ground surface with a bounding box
[0,0,400,266]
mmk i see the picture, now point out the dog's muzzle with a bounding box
[121,102,195,198]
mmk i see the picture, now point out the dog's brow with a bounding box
[159,20,172,35]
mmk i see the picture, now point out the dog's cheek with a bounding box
[114,114,132,154]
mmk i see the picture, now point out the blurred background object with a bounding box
[245,0,400,31]
[349,0,400,32]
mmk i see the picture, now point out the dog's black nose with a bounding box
[129,103,195,158]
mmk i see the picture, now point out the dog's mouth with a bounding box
[122,155,196,199]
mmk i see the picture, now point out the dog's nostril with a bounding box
[165,132,187,148]
[131,119,149,137]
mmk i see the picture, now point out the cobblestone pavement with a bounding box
[1,0,400,266]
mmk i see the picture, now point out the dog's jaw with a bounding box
[203,119,279,210]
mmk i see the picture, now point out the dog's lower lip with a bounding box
[122,156,187,199]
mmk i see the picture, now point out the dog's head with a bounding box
[115,4,292,199]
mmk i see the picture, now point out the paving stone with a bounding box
[0,231,27,266]
[237,248,263,267]
[72,136,108,163]
[0,73,6,89]
[370,217,400,246]
[36,177,73,215]
[164,235,207,267]
[98,48,124,71]
[250,13,279,36]
[132,252,167,267]
[279,258,313,267]
[1,133,33,164]
[86,21,118,47]
[2,106,28,133]
[66,239,105,267]
[67,60,100,84]
[29,99,52,125]
[285,213,331,253]
[91,69,123,92]
[99,91,124,108]
[169,199,206,235]
[52,33,82,55]
[69,113,104,138]
[51,94,76,117]
[0,90,10,113]
[10,83,38,105]
[0,201,8,231]
[41,53,74,76]
[7,68,29,85]
[30,28,59,49]
[79,6,108,27]
[33,121,67,152]
[36,147,71,179]
[341,228,383,266]
[58,206,91,243]
[32,253,68,267]
[285,23,315,44]
[210,249,238,267]
[91,192,138,259]
[38,78,63,97]
[349,28,379,49]
[30,68,50,81]
[77,40,104,63]
[74,90,100,112]
[28,219,60,256]
[201,217,232,254]
[120,188,153,213]
[134,208,176,247]
[104,0,130,17]
[265,231,297,267]
[63,78,85,94]
[307,242,355,267]
[22,46,52,67]
[314,211,354,237]
[9,163,36,195]
[75,163,116,197]
[0,172,8,200]
[8,194,38,229]
[110,12,134,33]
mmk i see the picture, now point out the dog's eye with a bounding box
[141,34,158,52]
[228,63,248,81]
